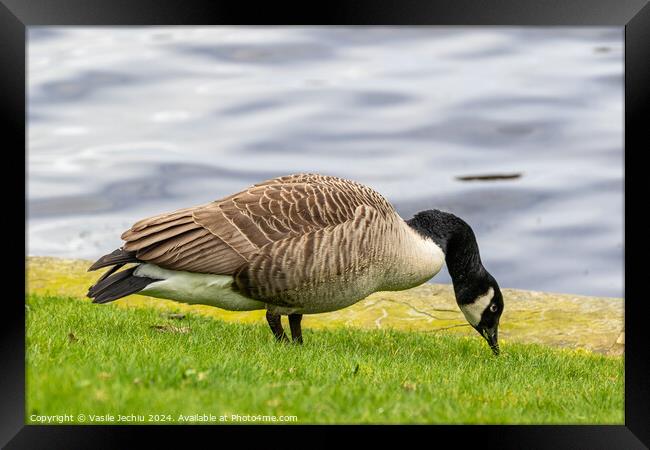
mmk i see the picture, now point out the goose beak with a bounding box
[480,326,500,356]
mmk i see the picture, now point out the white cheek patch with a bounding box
[460,287,494,327]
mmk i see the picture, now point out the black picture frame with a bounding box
[4,0,649,448]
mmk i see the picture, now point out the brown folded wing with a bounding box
[234,204,388,304]
[120,173,396,275]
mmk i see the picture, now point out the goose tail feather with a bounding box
[87,265,159,304]
[88,248,139,272]
[87,248,160,303]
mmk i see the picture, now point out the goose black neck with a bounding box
[407,210,485,289]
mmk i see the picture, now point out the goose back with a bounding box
[120,173,396,275]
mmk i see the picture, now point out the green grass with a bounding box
[26,294,624,424]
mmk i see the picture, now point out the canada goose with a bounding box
[87,173,504,354]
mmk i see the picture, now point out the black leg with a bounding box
[289,313,303,344]
[266,310,289,342]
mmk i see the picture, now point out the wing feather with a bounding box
[118,173,396,275]
[235,205,389,304]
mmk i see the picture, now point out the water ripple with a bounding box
[27,27,624,297]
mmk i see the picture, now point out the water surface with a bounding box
[27,27,624,297]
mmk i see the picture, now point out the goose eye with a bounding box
[489,304,498,313]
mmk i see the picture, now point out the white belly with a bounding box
[135,264,265,311]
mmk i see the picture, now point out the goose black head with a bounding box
[455,271,503,355]
[407,209,504,355]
